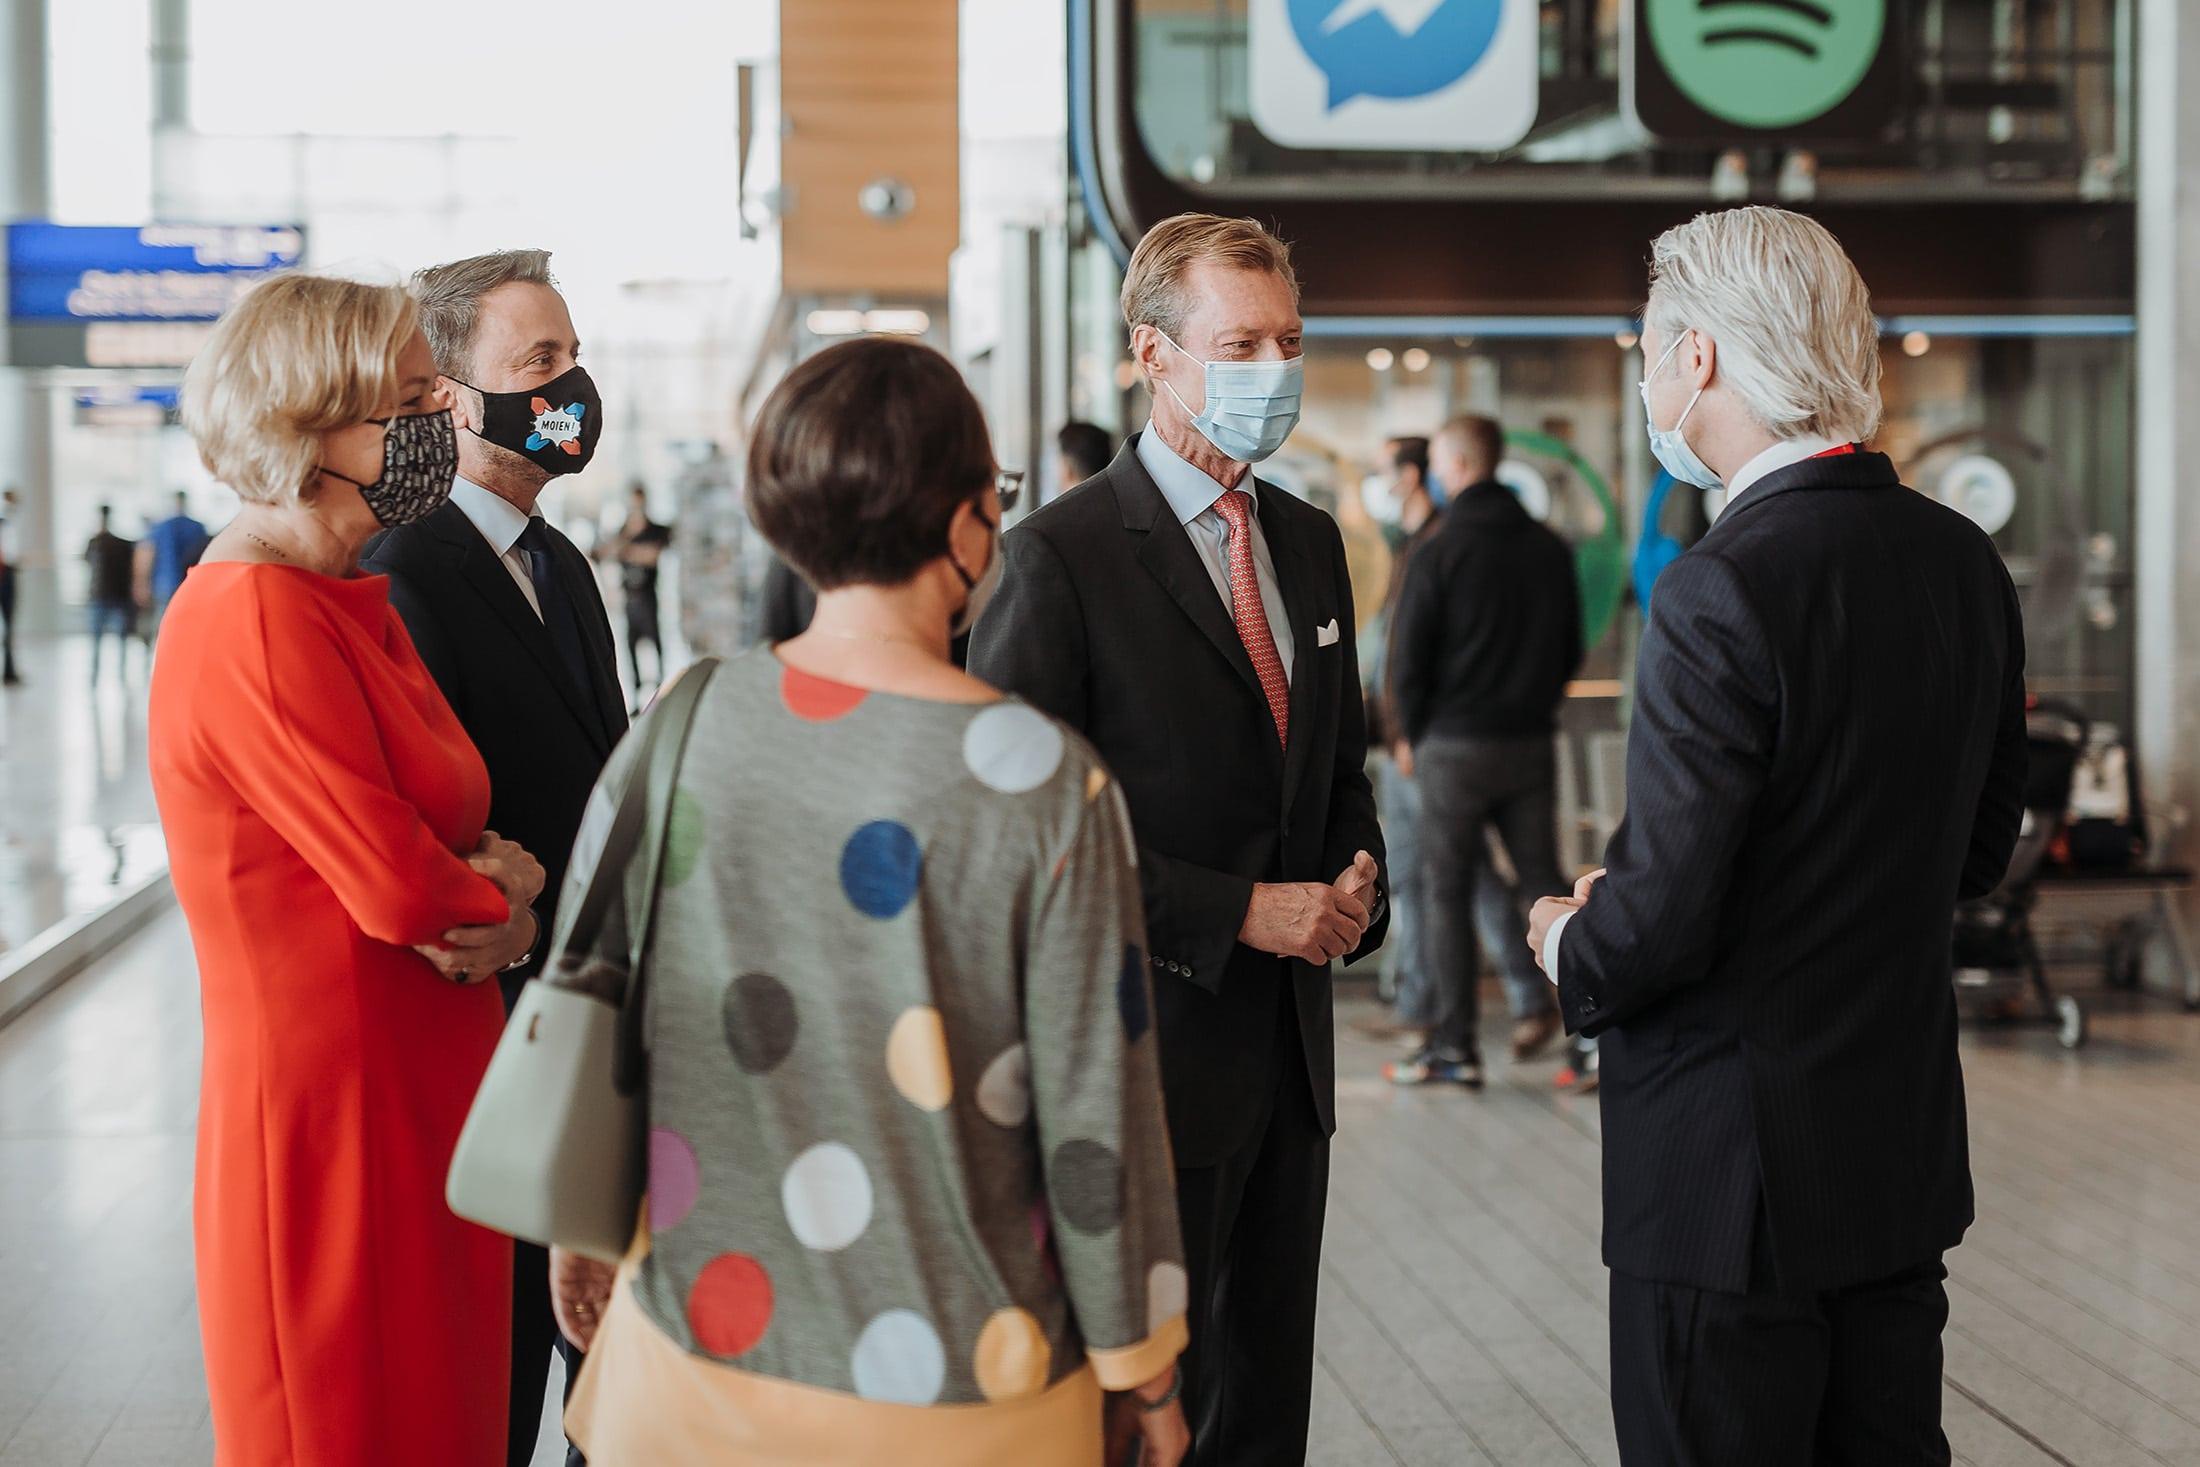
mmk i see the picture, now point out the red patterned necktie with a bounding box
[1212,489,1289,751]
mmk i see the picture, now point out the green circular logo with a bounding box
[1646,0,1885,130]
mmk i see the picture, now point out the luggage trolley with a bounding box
[1951,701,2089,1050]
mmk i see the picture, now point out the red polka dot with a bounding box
[688,1252,775,1357]
[781,664,868,722]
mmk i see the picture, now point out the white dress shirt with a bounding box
[1541,433,1847,985]
[1135,429,1295,680]
[449,477,542,620]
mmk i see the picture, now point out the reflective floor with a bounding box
[0,635,166,966]
[5,910,2200,1465]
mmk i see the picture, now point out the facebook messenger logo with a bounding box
[1287,0,1505,111]
[1250,0,1536,151]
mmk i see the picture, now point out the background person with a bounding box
[603,480,673,703]
[550,336,1188,1467]
[141,489,212,641]
[0,487,21,686]
[1529,206,2028,1465]
[970,213,1387,1466]
[1387,414,1580,1086]
[154,273,545,1466]
[1054,418,1113,499]
[361,247,626,1467]
[85,504,141,682]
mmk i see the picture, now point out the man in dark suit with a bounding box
[1527,207,2027,1465]
[1386,414,1580,1086]
[970,213,1386,1466]
[362,248,625,1467]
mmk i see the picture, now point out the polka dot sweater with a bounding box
[563,649,1187,1462]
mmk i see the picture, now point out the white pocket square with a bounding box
[1316,619,1341,647]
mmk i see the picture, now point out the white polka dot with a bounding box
[781,1142,873,1252]
[851,1309,946,1404]
[1147,1261,1189,1337]
[976,1044,1031,1128]
[963,704,1065,794]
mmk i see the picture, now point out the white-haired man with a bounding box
[971,213,1386,1465]
[363,248,625,1467]
[1527,207,2027,1463]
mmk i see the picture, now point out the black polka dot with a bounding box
[1050,1139,1125,1234]
[723,973,798,1073]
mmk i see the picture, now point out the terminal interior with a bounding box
[5,1,2200,1464]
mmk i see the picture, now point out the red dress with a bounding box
[150,563,515,1466]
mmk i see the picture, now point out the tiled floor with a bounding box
[5,910,2199,1465]
[0,634,166,965]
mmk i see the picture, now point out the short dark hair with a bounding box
[1056,421,1112,484]
[1387,435,1429,484]
[1438,414,1506,478]
[747,337,995,592]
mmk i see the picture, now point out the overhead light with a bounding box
[864,308,931,336]
[1366,348,1395,371]
[1114,359,1140,390]
[1614,330,1639,350]
[1902,331,1931,357]
[1401,347,1431,372]
[806,309,865,337]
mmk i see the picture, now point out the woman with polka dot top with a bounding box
[554,337,1190,1466]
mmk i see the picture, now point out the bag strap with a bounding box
[610,656,720,1094]
[554,656,720,974]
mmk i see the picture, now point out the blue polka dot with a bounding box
[1118,946,1151,1042]
[841,821,923,918]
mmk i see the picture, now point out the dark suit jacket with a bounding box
[362,499,630,1008]
[1555,448,2027,1295]
[968,438,1387,1168]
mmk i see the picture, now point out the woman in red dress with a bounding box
[152,274,546,1465]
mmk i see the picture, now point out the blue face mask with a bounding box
[1159,331,1304,464]
[1640,333,1722,491]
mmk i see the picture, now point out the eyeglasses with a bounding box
[994,470,1025,513]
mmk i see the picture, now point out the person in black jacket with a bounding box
[969,213,1385,1467]
[1527,207,2027,1466]
[1386,414,1581,1087]
[361,248,623,1467]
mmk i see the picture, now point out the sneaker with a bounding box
[1382,1052,1485,1089]
[1509,1012,1561,1062]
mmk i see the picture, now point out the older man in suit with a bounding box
[362,248,625,1467]
[1528,207,2028,1465]
[970,213,1385,1466]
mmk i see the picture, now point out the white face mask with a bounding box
[1157,330,1304,464]
[1640,333,1723,491]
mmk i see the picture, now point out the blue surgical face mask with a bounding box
[1641,333,1722,491]
[1158,331,1303,464]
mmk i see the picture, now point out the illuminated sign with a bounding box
[6,222,304,369]
[1249,0,1539,153]
[1624,0,1897,142]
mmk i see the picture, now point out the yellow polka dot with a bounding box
[973,1307,1052,1401]
[886,1007,953,1112]
[1084,767,1108,803]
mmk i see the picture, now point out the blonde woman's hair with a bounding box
[1121,213,1299,341]
[181,274,418,508]
[1646,206,1883,443]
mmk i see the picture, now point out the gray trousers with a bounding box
[1418,734,1566,1058]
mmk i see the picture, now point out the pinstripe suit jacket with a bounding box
[1557,448,2027,1294]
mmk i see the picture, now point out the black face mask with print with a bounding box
[455,364,603,476]
[321,409,460,527]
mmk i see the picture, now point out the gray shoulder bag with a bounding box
[447,656,721,1263]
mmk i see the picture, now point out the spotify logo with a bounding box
[1643,0,1887,130]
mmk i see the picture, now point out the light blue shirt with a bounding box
[1135,430,1295,682]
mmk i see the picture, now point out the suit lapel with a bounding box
[549,536,629,743]
[1118,454,1270,711]
[1261,482,1323,814]
[436,508,612,753]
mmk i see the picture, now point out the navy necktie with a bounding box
[516,519,601,734]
